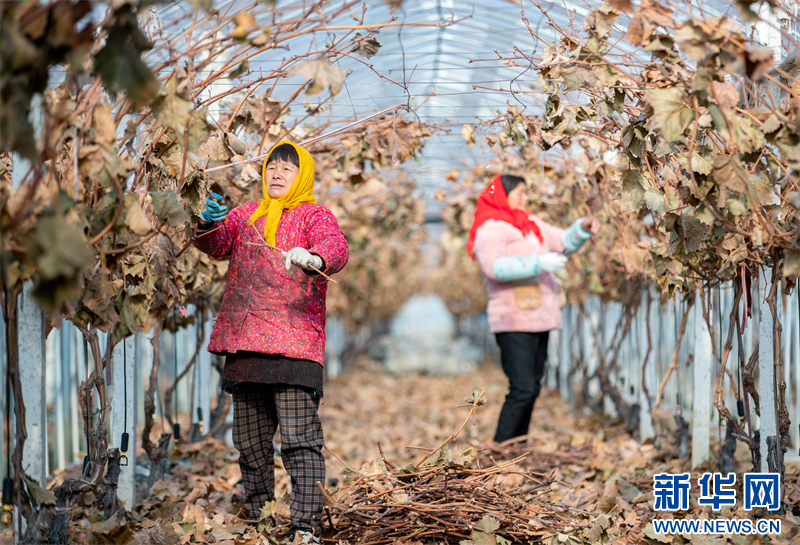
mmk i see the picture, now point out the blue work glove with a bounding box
[200,193,228,223]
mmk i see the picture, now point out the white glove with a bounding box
[283,247,324,271]
[538,252,568,274]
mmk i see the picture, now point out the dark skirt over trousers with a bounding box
[493,331,550,443]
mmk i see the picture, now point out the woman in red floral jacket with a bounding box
[194,141,348,544]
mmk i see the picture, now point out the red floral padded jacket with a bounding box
[193,201,349,365]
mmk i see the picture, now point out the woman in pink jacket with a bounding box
[468,174,599,443]
[194,141,348,544]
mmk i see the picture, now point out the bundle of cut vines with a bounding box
[318,389,588,544]
[319,449,585,544]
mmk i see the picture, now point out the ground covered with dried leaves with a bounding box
[2,358,799,545]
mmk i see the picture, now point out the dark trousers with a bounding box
[231,383,325,534]
[493,331,550,443]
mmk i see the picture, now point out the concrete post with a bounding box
[59,323,74,465]
[546,330,559,390]
[601,302,618,417]
[111,336,137,509]
[750,5,785,467]
[0,317,5,484]
[782,291,795,452]
[758,276,780,472]
[585,299,601,400]
[558,305,571,402]
[195,318,212,437]
[12,283,46,544]
[136,330,154,425]
[792,289,800,454]
[692,292,713,469]
[11,95,47,490]
[639,292,656,441]
[755,3,784,60]
[53,328,67,471]
[69,326,82,461]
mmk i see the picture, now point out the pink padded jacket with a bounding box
[472,217,566,334]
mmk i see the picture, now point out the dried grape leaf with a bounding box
[621,123,646,167]
[712,155,748,194]
[224,132,247,155]
[726,198,747,219]
[625,0,674,47]
[351,33,381,58]
[745,45,774,81]
[250,27,272,46]
[674,21,721,61]
[450,447,478,469]
[93,102,116,145]
[198,133,233,161]
[186,106,214,153]
[288,57,345,96]
[784,249,800,278]
[151,191,190,227]
[561,62,620,90]
[464,387,486,405]
[151,78,191,135]
[709,80,740,110]
[761,114,782,135]
[94,5,159,108]
[619,170,645,213]
[678,215,708,253]
[228,59,249,79]
[22,472,56,506]
[642,523,672,543]
[583,3,620,38]
[180,170,207,216]
[79,269,121,328]
[734,115,765,154]
[231,11,256,41]
[248,95,287,131]
[644,188,667,215]
[542,100,585,146]
[645,87,694,143]
[28,215,94,311]
[475,516,500,533]
[607,0,633,14]
[675,151,713,176]
[123,195,153,236]
[462,124,476,146]
[586,514,610,542]
[472,515,501,545]
[122,254,148,279]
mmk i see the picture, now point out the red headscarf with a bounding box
[467,174,543,258]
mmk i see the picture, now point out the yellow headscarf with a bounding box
[249,141,316,245]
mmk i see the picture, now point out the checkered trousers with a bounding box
[231,383,325,533]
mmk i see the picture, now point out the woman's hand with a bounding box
[539,252,568,274]
[581,216,601,235]
[283,247,324,271]
[200,193,228,224]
